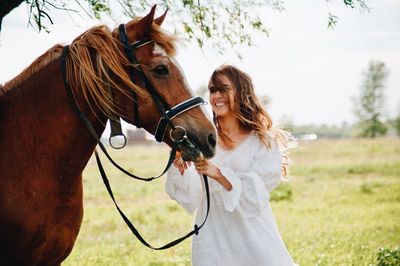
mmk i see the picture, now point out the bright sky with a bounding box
[1,0,399,126]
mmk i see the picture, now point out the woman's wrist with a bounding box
[212,167,222,180]
[213,168,232,191]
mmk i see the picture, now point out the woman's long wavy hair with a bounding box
[210,64,295,176]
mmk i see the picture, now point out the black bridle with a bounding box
[60,23,211,250]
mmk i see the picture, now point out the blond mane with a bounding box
[68,21,176,120]
[1,19,177,120]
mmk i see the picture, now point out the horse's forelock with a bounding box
[122,17,177,57]
[67,25,146,122]
[148,24,177,57]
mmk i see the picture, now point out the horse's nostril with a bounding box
[208,134,216,148]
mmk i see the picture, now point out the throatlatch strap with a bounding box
[96,150,211,250]
[118,24,141,127]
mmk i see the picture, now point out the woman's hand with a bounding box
[194,160,232,191]
[194,159,221,180]
[173,153,191,176]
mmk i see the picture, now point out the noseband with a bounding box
[60,24,211,250]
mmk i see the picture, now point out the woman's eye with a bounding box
[209,87,217,94]
[153,65,169,76]
[208,86,228,94]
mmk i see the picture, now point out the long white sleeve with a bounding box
[165,165,203,214]
[217,142,282,217]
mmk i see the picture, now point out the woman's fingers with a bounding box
[173,158,180,167]
[194,160,206,167]
[195,164,207,172]
[194,159,209,173]
[173,156,211,175]
[173,157,187,175]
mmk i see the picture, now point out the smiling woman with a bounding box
[166,64,297,266]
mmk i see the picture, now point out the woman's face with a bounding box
[208,74,235,118]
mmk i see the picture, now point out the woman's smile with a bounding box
[215,101,227,108]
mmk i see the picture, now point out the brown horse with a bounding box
[0,6,216,266]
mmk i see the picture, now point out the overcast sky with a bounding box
[1,0,399,127]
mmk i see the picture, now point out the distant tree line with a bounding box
[288,123,354,139]
[271,60,400,139]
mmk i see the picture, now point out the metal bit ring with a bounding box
[169,126,187,142]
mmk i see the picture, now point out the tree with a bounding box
[353,60,389,138]
[0,0,369,52]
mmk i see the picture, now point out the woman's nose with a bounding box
[214,91,223,98]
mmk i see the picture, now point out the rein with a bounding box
[60,24,211,249]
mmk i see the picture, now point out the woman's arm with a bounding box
[194,160,233,191]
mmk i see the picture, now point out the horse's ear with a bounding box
[154,9,168,26]
[134,5,157,38]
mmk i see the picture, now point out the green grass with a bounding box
[63,138,400,266]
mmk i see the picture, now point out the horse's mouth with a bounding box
[178,134,215,162]
[179,144,204,162]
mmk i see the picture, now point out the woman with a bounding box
[165,64,297,266]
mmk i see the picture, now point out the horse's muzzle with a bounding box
[178,132,216,162]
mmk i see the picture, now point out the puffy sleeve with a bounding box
[218,142,282,217]
[165,165,202,214]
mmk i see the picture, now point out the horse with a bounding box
[0,6,216,265]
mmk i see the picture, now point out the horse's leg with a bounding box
[40,174,84,266]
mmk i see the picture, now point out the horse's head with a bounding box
[109,6,216,161]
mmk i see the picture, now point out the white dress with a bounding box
[165,133,297,266]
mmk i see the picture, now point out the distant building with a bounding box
[299,133,318,141]
[127,128,154,145]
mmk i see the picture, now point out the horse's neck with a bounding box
[1,58,107,179]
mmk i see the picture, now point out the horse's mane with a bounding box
[69,21,176,120]
[2,44,64,95]
[2,19,177,120]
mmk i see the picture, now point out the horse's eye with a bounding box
[153,65,169,77]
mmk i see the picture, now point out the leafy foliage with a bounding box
[376,247,400,266]
[6,0,369,52]
[328,0,369,29]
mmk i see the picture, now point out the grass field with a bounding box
[63,138,400,266]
